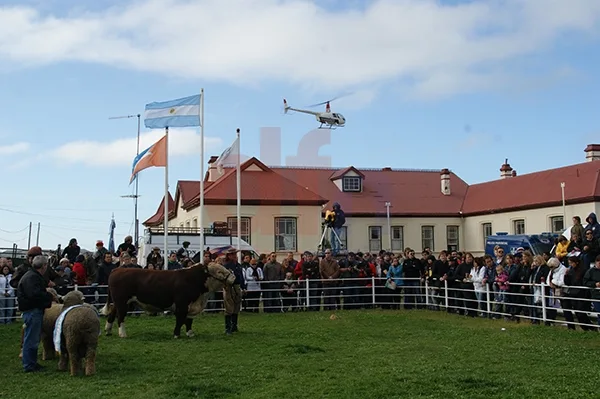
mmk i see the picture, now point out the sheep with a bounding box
[55,299,101,376]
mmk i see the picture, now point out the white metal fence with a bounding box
[1,277,599,330]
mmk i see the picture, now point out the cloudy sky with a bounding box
[1,0,600,250]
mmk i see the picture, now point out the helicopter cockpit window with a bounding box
[332,113,338,117]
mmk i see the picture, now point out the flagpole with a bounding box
[164,126,169,270]
[236,128,241,263]
[199,88,205,257]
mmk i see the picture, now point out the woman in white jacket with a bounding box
[0,265,14,324]
[546,257,567,325]
[244,260,264,313]
[471,257,488,317]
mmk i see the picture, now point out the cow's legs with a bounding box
[116,302,128,338]
[105,304,116,336]
[173,304,187,338]
[185,318,194,337]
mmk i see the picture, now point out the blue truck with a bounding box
[485,232,557,256]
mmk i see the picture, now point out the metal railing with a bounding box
[1,277,599,331]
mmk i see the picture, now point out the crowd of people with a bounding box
[2,217,600,373]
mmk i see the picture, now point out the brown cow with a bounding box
[100,263,235,338]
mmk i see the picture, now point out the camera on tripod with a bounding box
[322,210,336,228]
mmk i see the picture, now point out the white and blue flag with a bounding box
[144,94,201,129]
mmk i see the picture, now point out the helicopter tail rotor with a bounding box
[283,98,290,114]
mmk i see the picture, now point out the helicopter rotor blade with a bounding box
[306,92,353,108]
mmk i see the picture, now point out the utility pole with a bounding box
[385,202,391,251]
[561,182,566,229]
[36,222,40,246]
[27,222,32,248]
[110,113,141,249]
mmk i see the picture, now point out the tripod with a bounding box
[318,224,344,254]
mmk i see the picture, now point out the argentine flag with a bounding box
[144,94,201,129]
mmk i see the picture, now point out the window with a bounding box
[369,226,382,252]
[482,223,492,242]
[550,216,564,234]
[342,176,361,192]
[185,220,190,228]
[513,219,525,235]
[192,218,198,228]
[391,226,404,251]
[275,217,297,252]
[446,225,459,252]
[421,226,434,251]
[227,217,251,244]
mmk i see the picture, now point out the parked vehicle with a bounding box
[485,232,557,256]
[138,224,258,267]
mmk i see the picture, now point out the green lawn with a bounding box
[0,310,598,399]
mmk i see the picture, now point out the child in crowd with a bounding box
[281,272,297,312]
[494,264,509,318]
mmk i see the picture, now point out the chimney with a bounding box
[207,156,220,182]
[584,144,600,162]
[440,168,451,196]
[512,170,517,177]
[500,159,513,179]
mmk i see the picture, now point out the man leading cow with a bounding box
[222,249,246,335]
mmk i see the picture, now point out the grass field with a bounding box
[0,310,598,399]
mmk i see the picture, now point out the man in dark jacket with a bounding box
[302,251,321,311]
[223,249,246,335]
[585,213,600,240]
[62,238,80,263]
[403,250,423,310]
[583,254,600,324]
[17,255,53,372]
[330,202,346,255]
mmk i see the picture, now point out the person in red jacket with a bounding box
[71,255,87,286]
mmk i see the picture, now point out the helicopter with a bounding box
[283,97,346,129]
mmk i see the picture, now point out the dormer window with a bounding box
[342,176,361,192]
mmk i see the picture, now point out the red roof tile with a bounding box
[182,158,328,208]
[273,166,468,216]
[143,193,175,226]
[461,161,600,215]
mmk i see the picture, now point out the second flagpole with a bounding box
[199,88,205,258]
[236,128,241,263]
[164,126,169,270]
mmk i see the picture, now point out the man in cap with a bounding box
[17,255,54,372]
[10,246,56,289]
[222,248,246,335]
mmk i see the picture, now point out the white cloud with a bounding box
[49,129,222,167]
[0,142,30,155]
[0,0,599,98]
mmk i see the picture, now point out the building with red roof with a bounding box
[143,145,600,255]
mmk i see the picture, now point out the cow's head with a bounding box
[204,263,236,291]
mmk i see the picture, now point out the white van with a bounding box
[138,226,258,267]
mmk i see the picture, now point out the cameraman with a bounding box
[331,202,346,255]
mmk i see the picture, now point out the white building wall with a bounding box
[345,216,464,254]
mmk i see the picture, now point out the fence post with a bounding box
[444,279,449,310]
[305,279,310,310]
[486,284,491,317]
[541,283,547,324]
[425,279,429,307]
[371,276,376,306]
